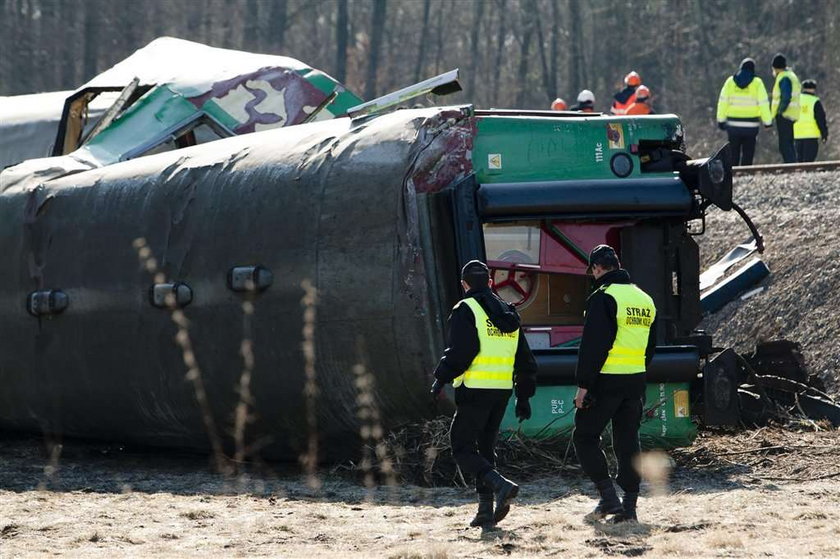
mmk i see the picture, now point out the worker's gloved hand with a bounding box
[515,398,531,422]
[717,122,727,131]
[430,379,445,399]
[823,136,829,144]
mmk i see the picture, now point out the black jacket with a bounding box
[433,286,537,402]
[613,85,637,106]
[575,269,657,393]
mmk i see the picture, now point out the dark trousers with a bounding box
[727,127,758,166]
[776,115,797,163]
[450,389,511,494]
[573,388,644,493]
[796,138,819,162]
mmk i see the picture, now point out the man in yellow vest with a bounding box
[770,53,801,163]
[716,58,772,166]
[431,260,537,529]
[794,79,829,162]
[573,245,657,523]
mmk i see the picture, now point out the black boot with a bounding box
[584,479,624,522]
[613,491,638,523]
[469,493,495,528]
[482,469,519,523]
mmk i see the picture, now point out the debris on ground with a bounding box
[342,416,582,487]
[672,426,840,483]
[737,340,840,427]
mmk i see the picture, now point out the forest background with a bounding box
[1,0,838,163]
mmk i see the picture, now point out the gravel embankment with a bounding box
[697,170,840,396]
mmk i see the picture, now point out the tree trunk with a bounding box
[466,0,484,98]
[82,0,100,82]
[550,0,559,99]
[492,0,507,105]
[413,0,431,82]
[567,0,582,96]
[532,0,552,103]
[335,0,348,83]
[243,0,261,52]
[516,8,534,108]
[365,0,387,99]
[433,0,450,75]
[270,0,288,52]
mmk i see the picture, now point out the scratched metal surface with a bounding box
[0,107,474,460]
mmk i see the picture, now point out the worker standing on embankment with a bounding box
[794,79,829,162]
[431,260,537,529]
[573,245,657,524]
[770,53,801,163]
[716,57,772,166]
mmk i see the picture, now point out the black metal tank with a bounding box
[0,109,463,460]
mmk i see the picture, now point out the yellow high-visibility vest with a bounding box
[716,76,772,127]
[600,284,656,375]
[794,93,821,139]
[771,69,801,120]
[452,297,519,389]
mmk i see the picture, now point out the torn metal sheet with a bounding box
[701,257,770,314]
[0,90,112,169]
[699,239,759,290]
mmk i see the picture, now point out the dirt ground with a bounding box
[1,427,838,558]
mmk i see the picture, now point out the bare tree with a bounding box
[335,0,348,82]
[269,0,288,52]
[515,6,534,108]
[413,0,432,82]
[365,0,387,99]
[466,0,484,98]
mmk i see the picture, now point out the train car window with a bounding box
[483,224,540,264]
[122,114,233,161]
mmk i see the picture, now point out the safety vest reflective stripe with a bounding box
[716,77,771,125]
[452,297,518,389]
[794,94,821,139]
[726,120,761,128]
[600,283,656,375]
[471,356,516,366]
[771,70,801,120]
[607,347,645,357]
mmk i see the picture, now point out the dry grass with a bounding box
[2,430,839,558]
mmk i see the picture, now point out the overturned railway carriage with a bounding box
[0,107,739,459]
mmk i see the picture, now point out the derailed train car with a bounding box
[0,104,751,459]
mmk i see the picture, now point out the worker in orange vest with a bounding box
[611,72,641,115]
[624,86,653,115]
[551,98,568,111]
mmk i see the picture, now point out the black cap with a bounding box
[740,57,755,72]
[772,53,787,69]
[461,259,489,281]
[587,244,619,273]
[802,79,817,91]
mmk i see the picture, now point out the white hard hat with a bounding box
[577,89,595,104]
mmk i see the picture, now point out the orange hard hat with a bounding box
[635,85,650,99]
[624,71,641,87]
[551,98,568,111]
